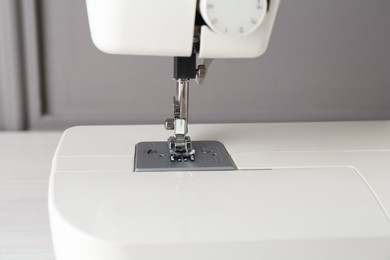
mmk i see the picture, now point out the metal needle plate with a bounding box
[134,141,237,172]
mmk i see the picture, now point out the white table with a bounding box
[0,133,61,260]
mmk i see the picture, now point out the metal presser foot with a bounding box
[164,55,198,162]
[165,78,195,162]
[164,57,211,162]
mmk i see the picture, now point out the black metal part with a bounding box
[173,55,197,79]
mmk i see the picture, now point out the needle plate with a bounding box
[134,141,236,172]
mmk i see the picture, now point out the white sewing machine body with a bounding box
[49,0,390,259]
[49,122,390,260]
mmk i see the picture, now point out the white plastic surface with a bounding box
[199,0,268,37]
[199,0,280,58]
[86,0,280,58]
[85,0,197,56]
[49,122,390,260]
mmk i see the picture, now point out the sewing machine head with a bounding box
[86,0,280,168]
[86,0,279,57]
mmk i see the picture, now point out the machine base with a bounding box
[49,122,390,260]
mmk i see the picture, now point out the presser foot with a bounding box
[168,135,195,162]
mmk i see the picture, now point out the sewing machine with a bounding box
[48,0,390,259]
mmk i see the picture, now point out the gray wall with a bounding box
[1,0,390,130]
[0,1,26,130]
